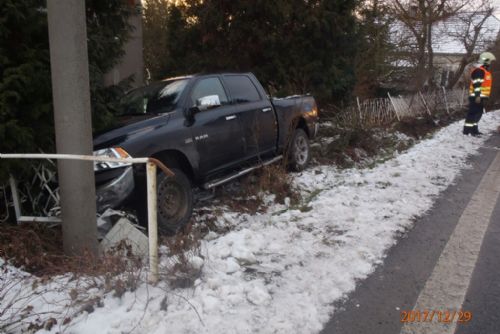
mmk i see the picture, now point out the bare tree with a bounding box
[444,1,496,88]
[389,0,468,90]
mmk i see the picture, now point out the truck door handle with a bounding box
[262,107,272,113]
[225,115,237,121]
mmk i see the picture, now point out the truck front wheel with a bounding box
[288,128,311,172]
[157,168,193,235]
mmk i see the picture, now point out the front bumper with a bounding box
[96,166,135,213]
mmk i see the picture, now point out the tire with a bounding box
[288,128,311,172]
[157,168,193,235]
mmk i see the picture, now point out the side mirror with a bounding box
[197,95,221,110]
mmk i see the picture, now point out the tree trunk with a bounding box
[426,22,435,88]
[447,55,473,89]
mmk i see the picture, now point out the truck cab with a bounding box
[93,73,318,234]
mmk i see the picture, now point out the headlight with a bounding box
[305,102,318,117]
[93,147,132,172]
[310,103,318,117]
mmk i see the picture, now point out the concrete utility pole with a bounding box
[47,0,98,256]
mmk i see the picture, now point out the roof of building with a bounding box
[433,13,500,54]
[391,12,500,55]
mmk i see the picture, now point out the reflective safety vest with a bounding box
[469,66,492,98]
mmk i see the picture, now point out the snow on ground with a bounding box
[3,111,500,334]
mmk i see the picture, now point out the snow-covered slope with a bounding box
[3,111,500,334]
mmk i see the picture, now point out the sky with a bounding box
[493,0,500,18]
[4,111,500,334]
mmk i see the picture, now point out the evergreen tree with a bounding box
[163,3,194,77]
[143,0,170,80]
[156,0,359,101]
[86,0,133,132]
[0,0,52,182]
[0,0,133,182]
[354,0,394,97]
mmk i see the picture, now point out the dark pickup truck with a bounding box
[93,73,318,234]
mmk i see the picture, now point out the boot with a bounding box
[463,126,471,135]
[472,125,482,137]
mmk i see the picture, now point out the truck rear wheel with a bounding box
[288,128,311,172]
[157,168,193,235]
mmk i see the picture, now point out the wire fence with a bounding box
[0,160,60,224]
[19,161,60,218]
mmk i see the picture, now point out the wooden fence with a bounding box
[335,88,468,127]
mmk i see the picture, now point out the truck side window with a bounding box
[190,77,229,108]
[224,75,261,103]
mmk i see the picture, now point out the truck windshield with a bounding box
[119,79,188,115]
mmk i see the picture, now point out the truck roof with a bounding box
[160,72,255,82]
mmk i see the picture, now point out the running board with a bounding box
[203,155,283,189]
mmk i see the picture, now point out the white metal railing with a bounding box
[0,153,174,284]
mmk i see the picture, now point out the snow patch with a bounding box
[2,112,500,334]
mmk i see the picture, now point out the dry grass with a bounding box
[394,109,465,139]
[160,224,203,289]
[0,223,65,275]
[0,223,142,279]
[0,223,146,333]
[312,125,413,168]
[313,104,466,168]
[213,164,300,214]
[0,222,144,307]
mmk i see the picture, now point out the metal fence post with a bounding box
[146,162,159,284]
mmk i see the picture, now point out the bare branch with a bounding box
[388,0,488,90]
[444,0,496,88]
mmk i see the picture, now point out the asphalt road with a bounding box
[321,131,500,334]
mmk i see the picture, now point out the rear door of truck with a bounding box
[222,74,277,159]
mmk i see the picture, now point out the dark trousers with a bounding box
[463,97,484,134]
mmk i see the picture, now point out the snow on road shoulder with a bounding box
[4,112,500,334]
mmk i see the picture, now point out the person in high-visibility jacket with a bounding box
[463,52,496,136]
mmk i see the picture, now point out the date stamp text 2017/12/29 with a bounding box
[400,310,472,323]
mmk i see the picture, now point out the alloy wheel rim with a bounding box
[294,135,308,165]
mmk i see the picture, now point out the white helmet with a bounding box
[479,52,496,65]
